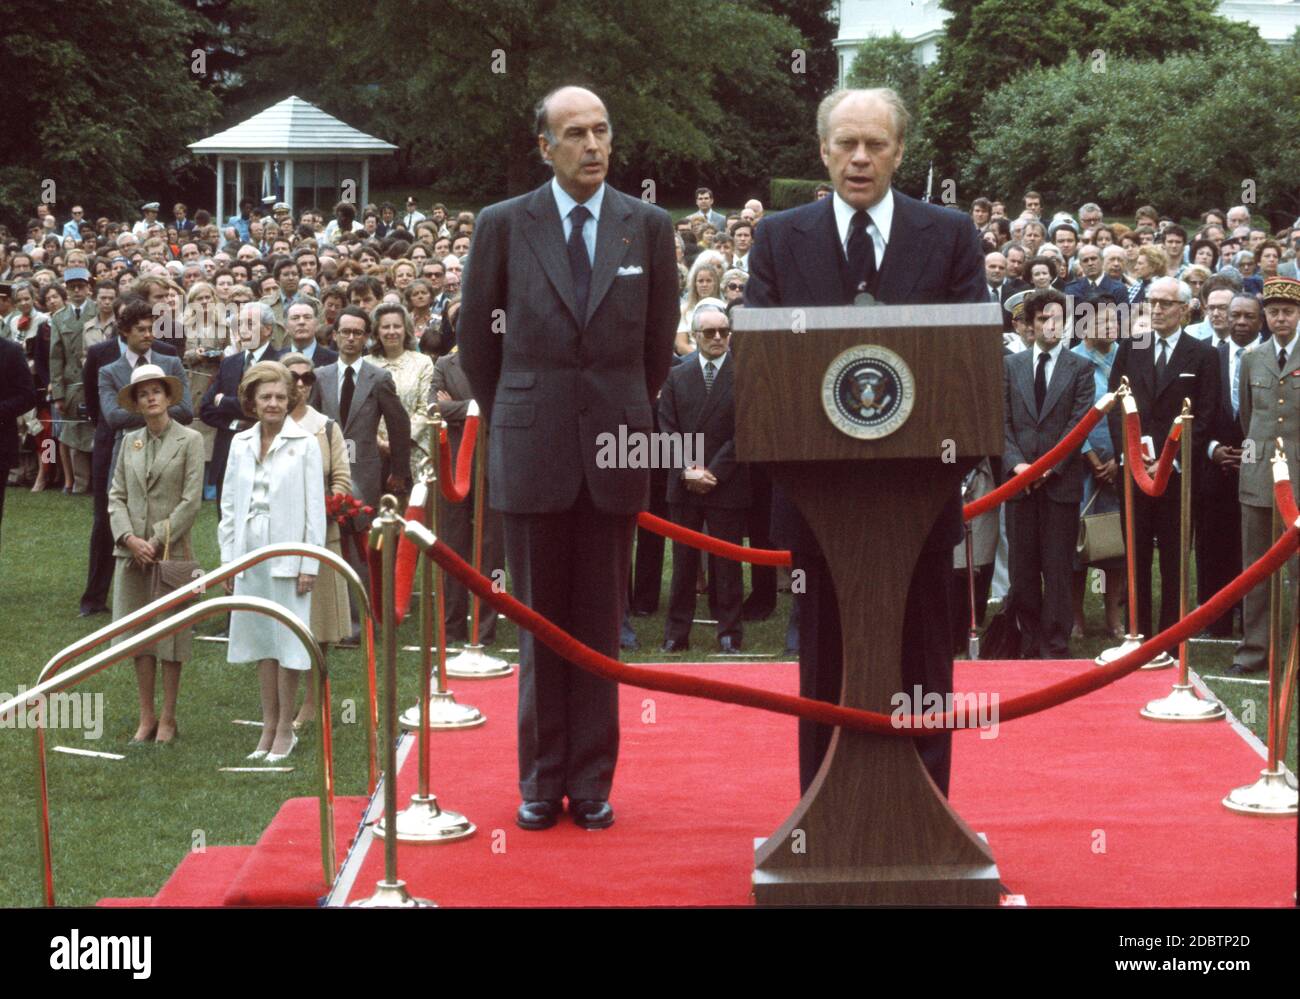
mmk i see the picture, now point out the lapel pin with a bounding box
[132,439,144,450]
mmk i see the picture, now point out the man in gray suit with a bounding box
[1003,288,1095,658]
[459,86,679,832]
[310,306,412,630]
[687,187,727,232]
[1232,276,1300,675]
[98,297,192,480]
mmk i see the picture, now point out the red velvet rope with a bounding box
[391,504,425,622]
[962,404,1105,521]
[405,517,1300,733]
[1275,477,1299,524]
[438,415,479,504]
[1124,408,1182,497]
[635,512,793,567]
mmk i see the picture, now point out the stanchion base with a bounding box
[1140,683,1227,721]
[399,690,485,730]
[374,794,476,842]
[1222,768,1299,816]
[1095,635,1175,670]
[349,879,437,907]
[445,644,514,679]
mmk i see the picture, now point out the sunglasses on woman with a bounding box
[291,371,317,386]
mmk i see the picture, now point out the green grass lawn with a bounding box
[0,487,1292,906]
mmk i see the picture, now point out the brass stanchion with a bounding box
[399,411,485,731]
[446,402,513,679]
[1142,401,1225,720]
[1223,441,1299,815]
[961,472,979,660]
[1097,379,1175,669]
[381,418,477,843]
[352,498,436,906]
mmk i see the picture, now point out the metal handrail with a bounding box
[37,543,380,794]
[0,596,334,906]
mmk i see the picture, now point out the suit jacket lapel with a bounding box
[347,363,376,433]
[147,422,183,488]
[696,356,731,426]
[521,184,582,326]
[1155,333,1188,398]
[1015,352,1036,421]
[585,191,633,325]
[875,192,933,304]
[792,197,848,306]
[1280,339,1300,382]
[1038,351,1069,423]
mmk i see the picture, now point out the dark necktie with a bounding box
[568,204,592,322]
[1156,340,1168,381]
[1034,351,1048,411]
[704,360,716,394]
[340,365,356,427]
[1279,347,1288,372]
[846,210,876,297]
[245,350,255,370]
[132,352,142,369]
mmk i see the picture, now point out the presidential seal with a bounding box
[821,345,914,440]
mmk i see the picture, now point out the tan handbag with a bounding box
[1076,488,1124,564]
[151,519,203,605]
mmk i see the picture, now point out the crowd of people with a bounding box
[2,176,1299,754]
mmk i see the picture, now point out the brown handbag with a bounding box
[151,519,203,605]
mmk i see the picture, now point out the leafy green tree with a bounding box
[965,37,1299,222]
[923,0,1260,182]
[237,0,813,201]
[0,0,220,228]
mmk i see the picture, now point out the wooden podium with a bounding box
[731,303,1004,906]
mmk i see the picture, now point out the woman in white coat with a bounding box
[218,360,325,762]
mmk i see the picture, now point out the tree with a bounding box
[923,0,1260,183]
[845,33,935,196]
[236,0,812,201]
[0,0,220,228]
[964,37,1299,222]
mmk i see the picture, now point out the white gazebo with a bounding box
[188,96,398,225]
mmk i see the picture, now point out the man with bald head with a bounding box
[1106,276,1219,638]
[745,87,987,795]
[459,85,679,832]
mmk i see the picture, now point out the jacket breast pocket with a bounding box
[500,371,535,390]
[494,403,535,428]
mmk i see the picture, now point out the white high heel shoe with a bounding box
[265,733,298,764]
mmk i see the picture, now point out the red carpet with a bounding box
[100,660,1296,907]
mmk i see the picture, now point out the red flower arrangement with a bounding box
[325,493,374,533]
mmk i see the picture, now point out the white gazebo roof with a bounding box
[188,96,397,157]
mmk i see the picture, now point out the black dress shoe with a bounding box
[719,636,742,654]
[570,799,615,830]
[516,799,563,830]
[1225,663,1265,677]
[659,639,689,653]
[78,605,109,618]
[630,607,655,617]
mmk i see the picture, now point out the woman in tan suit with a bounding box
[370,303,434,484]
[280,351,352,730]
[108,364,205,744]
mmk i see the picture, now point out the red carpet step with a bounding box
[153,846,254,907]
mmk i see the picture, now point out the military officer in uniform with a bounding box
[1232,275,1300,675]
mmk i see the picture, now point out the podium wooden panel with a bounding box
[731,303,1004,905]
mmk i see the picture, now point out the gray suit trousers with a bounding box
[506,486,633,801]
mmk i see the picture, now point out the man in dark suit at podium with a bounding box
[745,88,987,795]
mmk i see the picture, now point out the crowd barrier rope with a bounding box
[397,510,1300,734]
[437,411,479,504]
[1123,392,1183,497]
